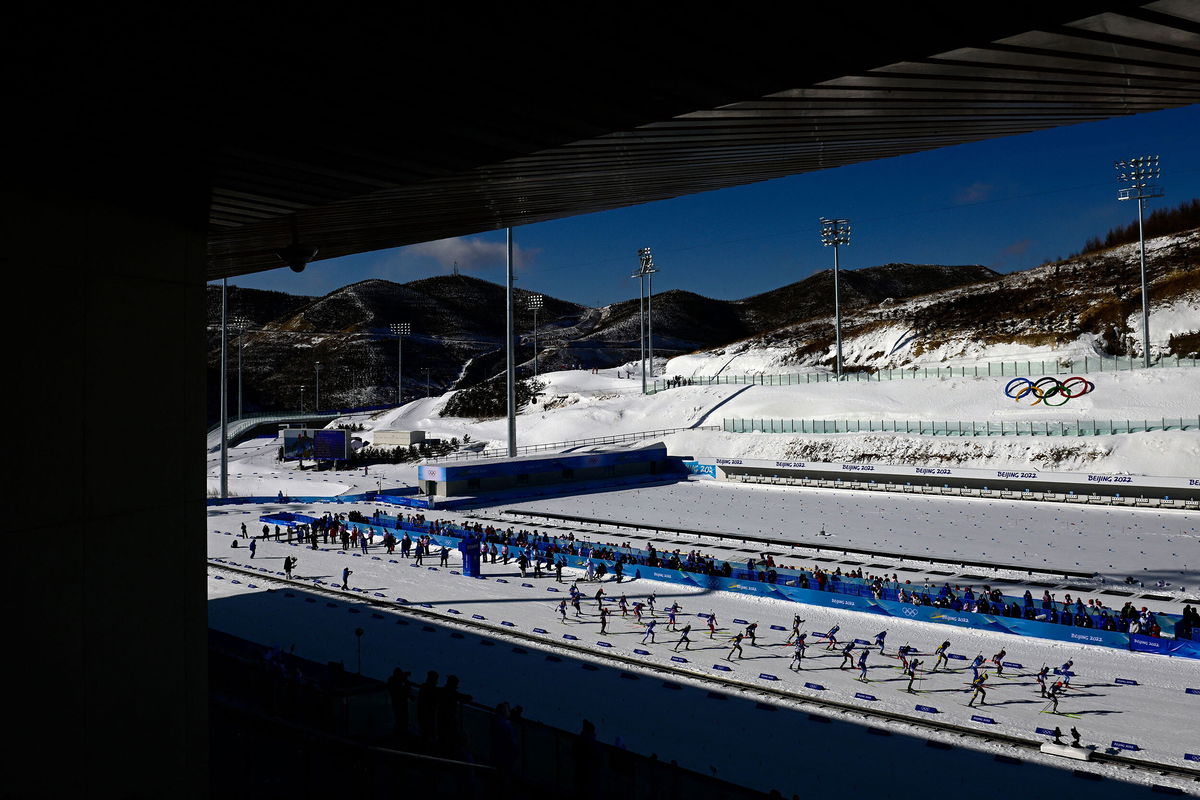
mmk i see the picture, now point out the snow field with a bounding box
[207,504,1200,794]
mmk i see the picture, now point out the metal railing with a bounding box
[421,425,720,463]
[648,354,1200,393]
[723,416,1200,436]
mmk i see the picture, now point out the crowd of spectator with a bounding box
[274,508,1194,642]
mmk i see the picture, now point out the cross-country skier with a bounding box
[897,644,914,672]
[905,658,923,693]
[873,630,887,654]
[745,622,759,646]
[557,599,568,623]
[666,605,679,631]
[642,619,657,644]
[708,613,718,638]
[967,674,988,707]
[857,649,870,682]
[823,624,841,650]
[341,567,352,590]
[594,587,606,609]
[1036,665,1050,697]
[1047,680,1065,713]
[785,614,805,645]
[674,624,692,652]
[991,649,1007,676]
[599,607,609,634]
[646,593,656,616]
[933,641,951,672]
[571,595,583,617]
[791,633,808,671]
[249,539,257,558]
[1059,659,1074,687]
[970,654,985,680]
[619,595,628,616]
[727,632,745,660]
[632,602,644,623]
[840,640,856,669]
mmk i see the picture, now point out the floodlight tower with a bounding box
[1115,155,1163,368]
[638,248,658,382]
[219,278,229,499]
[389,322,411,405]
[231,315,250,421]
[632,248,658,393]
[820,217,851,379]
[528,294,544,379]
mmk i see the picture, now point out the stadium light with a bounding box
[632,248,658,393]
[506,228,516,456]
[315,361,322,411]
[389,322,411,406]
[820,217,851,379]
[220,278,229,499]
[528,295,544,379]
[1115,155,1164,368]
[231,316,251,422]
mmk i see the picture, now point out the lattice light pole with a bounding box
[390,322,411,405]
[1115,155,1163,368]
[820,217,851,379]
[528,295,543,379]
[231,315,251,421]
[632,247,658,393]
[315,361,322,410]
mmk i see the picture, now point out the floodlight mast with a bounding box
[231,316,250,422]
[220,278,229,499]
[529,294,544,379]
[506,228,516,457]
[1115,155,1163,368]
[390,323,411,406]
[638,248,658,385]
[820,218,851,379]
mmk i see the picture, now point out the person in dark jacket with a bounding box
[416,671,439,744]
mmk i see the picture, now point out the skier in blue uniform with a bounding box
[823,624,841,650]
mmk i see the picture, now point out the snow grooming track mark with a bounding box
[207,559,1200,785]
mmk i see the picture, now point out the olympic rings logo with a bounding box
[1004,376,1095,406]
[901,607,919,617]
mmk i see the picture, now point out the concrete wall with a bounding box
[7,154,208,797]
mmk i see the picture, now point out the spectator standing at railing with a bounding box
[387,668,411,738]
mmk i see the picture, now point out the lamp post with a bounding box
[528,295,543,379]
[315,361,322,411]
[820,217,851,379]
[425,368,431,398]
[231,315,250,421]
[1115,155,1163,368]
[300,386,305,413]
[390,323,410,405]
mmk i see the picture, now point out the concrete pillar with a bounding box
[6,158,209,798]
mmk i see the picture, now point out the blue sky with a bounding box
[228,104,1200,307]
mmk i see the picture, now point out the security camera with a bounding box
[275,243,318,273]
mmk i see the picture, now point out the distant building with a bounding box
[417,444,670,497]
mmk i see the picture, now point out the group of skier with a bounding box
[549,592,1082,715]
